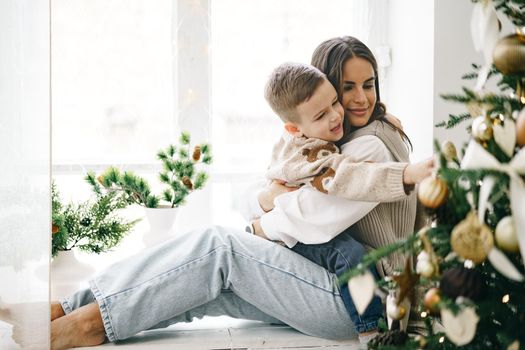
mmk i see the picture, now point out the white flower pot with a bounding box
[143,205,179,247]
[50,250,95,300]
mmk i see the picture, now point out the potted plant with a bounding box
[51,182,139,298]
[86,132,212,244]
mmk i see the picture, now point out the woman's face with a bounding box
[341,57,377,127]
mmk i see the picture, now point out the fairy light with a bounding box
[421,311,428,318]
[464,260,474,269]
[502,294,510,303]
[439,336,445,343]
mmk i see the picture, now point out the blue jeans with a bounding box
[60,226,357,342]
[292,228,383,333]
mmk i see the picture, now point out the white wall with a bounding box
[387,0,507,160]
[388,0,514,158]
[433,0,481,148]
[386,0,434,162]
[434,0,515,149]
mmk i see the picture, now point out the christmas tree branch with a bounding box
[338,233,420,285]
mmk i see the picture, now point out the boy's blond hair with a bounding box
[264,62,326,123]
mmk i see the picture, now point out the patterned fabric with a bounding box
[266,131,409,203]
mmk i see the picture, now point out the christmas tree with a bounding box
[341,1,525,348]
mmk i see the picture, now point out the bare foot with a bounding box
[51,301,66,321]
[51,303,106,350]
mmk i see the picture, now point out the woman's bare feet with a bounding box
[51,302,65,321]
[51,302,106,350]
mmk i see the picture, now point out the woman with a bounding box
[49,36,425,349]
[251,36,424,339]
[257,36,423,277]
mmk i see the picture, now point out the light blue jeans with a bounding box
[60,226,356,342]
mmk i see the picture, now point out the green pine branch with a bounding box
[86,132,212,208]
[338,234,421,285]
[51,182,138,257]
[434,112,472,129]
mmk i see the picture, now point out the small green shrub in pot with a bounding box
[51,182,139,257]
[86,132,213,208]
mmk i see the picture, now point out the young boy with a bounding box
[245,62,433,343]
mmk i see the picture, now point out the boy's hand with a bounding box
[403,157,435,185]
[258,180,299,212]
[252,219,269,240]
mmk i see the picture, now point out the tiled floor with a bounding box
[78,316,361,350]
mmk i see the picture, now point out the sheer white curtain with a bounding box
[0,1,50,348]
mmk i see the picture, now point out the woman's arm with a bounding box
[258,136,393,247]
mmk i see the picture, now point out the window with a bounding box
[52,0,386,230]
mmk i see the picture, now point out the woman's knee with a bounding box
[183,225,240,256]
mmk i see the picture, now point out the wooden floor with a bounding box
[78,316,361,350]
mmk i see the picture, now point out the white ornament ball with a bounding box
[416,253,436,278]
[386,295,406,321]
[471,115,493,141]
[495,216,520,253]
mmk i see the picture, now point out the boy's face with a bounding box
[287,79,344,142]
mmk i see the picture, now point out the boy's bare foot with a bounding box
[51,302,65,321]
[51,302,106,350]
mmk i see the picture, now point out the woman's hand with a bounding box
[258,180,299,212]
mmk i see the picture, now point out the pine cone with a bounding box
[192,145,201,161]
[182,176,193,190]
[440,267,485,301]
[97,175,105,186]
[368,330,408,349]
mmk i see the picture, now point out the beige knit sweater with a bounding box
[266,131,410,203]
[343,120,427,278]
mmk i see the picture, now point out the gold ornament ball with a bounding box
[451,211,494,264]
[441,140,458,162]
[517,108,525,147]
[415,335,427,348]
[493,33,525,75]
[471,116,493,141]
[423,288,441,315]
[418,176,448,209]
[495,216,520,253]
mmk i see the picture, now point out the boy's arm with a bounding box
[256,136,390,247]
[269,133,421,203]
[257,189,377,247]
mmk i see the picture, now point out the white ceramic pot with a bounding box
[50,250,95,300]
[143,205,179,247]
